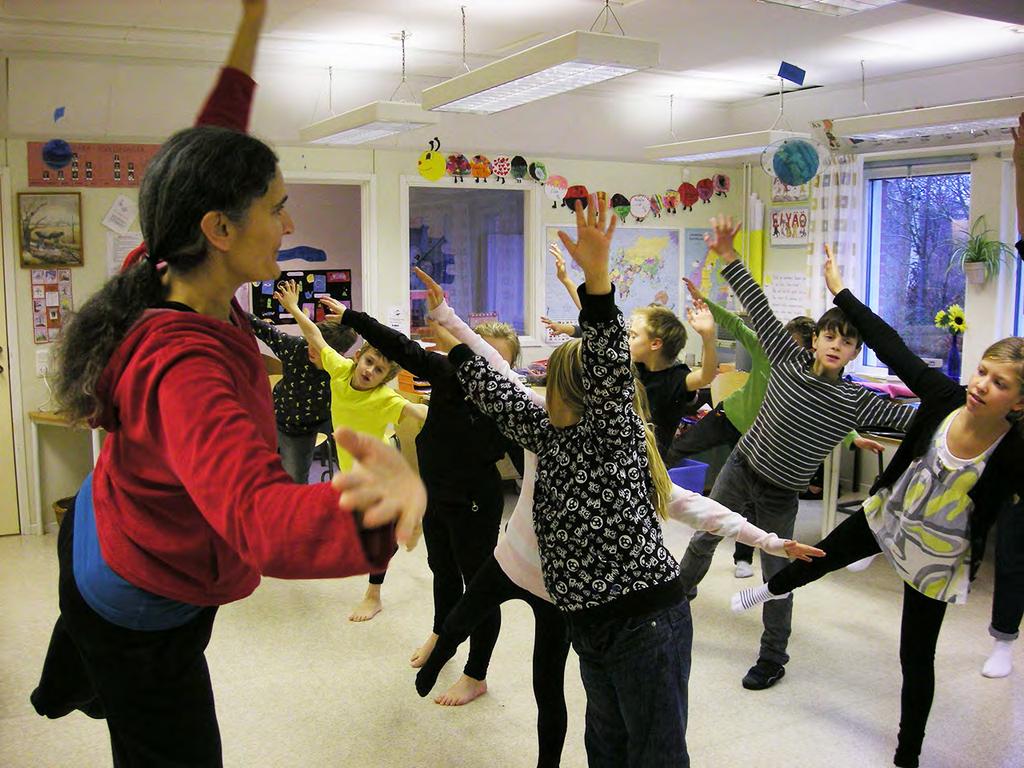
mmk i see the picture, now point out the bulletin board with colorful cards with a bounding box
[28,142,160,187]
[251,270,352,325]
[31,269,73,344]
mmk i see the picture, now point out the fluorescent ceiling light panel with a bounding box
[298,101,440,145]
[758,0,902,14]
[421,30,659,115]
[829,97,1024,150]
[645,130,808,163]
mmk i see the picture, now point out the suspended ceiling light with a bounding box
[756,0,902,15]
[645,130,809,163]
[299,100,439,145]
[421,29,659,115]
[298,31,438,145]
[824,96,1024,151]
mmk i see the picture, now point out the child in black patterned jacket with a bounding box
[449,194,694,767]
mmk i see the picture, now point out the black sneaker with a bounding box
[742,659,785,690]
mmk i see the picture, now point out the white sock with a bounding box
[731,585,790,613]
[982,639,1014,678]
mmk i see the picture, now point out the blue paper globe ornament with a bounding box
[42,139,73,170]
[761,137,824,187]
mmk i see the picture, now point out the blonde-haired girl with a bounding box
[734,250,1024,768]
[448,195,820,767]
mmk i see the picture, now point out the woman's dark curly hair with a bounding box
[53,126,278,422]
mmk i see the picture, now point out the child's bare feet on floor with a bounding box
[434,674,487,706]
[348,586,383,622]
[410,633,437,668]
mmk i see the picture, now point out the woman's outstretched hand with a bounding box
[332,428,426,551]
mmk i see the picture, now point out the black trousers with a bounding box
[769,510,947,768]
[991,499,1024,639]
[417,556,570,768]
[666,405,752,563]
[31,501,222,767]
[421,484,504,680]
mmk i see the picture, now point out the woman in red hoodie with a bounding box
[29,3,424,766]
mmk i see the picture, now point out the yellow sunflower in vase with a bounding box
[946,304,966,335]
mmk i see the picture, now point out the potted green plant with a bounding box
[949,216,1016,284]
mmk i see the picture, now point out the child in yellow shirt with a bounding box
[276,280,426,618]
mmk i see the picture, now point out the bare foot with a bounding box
[410,633,438,668]
[434,674,487,706]
[348,585,383,622]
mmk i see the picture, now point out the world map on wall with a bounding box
[544,226,680,329]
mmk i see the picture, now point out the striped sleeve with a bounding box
[854,389,917,433]
[721,260,802,366]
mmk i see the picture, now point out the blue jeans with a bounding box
[276,420,333,484]
[678,449,798,665]
[567,599,692,768]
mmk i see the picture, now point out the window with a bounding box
[864,171,971,372]
[408,186,525,340]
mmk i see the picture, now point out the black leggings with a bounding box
[416,556,571,768]
[31,501,222,767]
[421,487,505,680]
[769,510,947,768]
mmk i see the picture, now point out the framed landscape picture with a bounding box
[18,192,83,267]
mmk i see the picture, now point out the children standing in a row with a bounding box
[678,216,918,692]
[318,288,521,707]
[733,248,1024,768]
[276,280,426,620]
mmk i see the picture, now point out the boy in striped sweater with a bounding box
[678,215,917,691]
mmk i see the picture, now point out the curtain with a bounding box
[807,154,864,319]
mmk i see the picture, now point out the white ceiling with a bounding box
[2,0,1022,158]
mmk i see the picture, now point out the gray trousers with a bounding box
[677,449,799,666]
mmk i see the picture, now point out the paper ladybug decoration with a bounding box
[649,194,662,218]
[446,153,470,183]
[662,189,679,215]
[696,178,714,204]
[678,182,698,212]
[629,194,651,222]
[563,184,590,212]
[510,155,528,182]
[417,138,446,181]
[470,155,492,183]
[544,175,568,209]
[491,155,512,184]
[713,173,730,197]
[610,193,631,222]
[529,161,548,183]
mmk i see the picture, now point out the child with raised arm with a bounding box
[678,216,918,692]
[249,314,356,482]
[733,249,1024,768]
[447,195,822,767]
[275,279,426,620]
[318,285,520,708]
[669,277,883,578]
[543,244,719,460]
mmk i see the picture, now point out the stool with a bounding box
[315,432,338,482]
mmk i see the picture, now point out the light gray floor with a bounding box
[1,498,1020,767]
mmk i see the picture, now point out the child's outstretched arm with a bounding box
[419,267,545,409]
[666,485,824,561]
[399,402,428,427]
[320,295,449,384]
[684,299,718,390]
[685,276,768,371]
[274,279,328,356]
[248,313,308,370]
[549,242,582,310]
[824,247,960,403]
[557,195,639,445]
[711,216,802,366]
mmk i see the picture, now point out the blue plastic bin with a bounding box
[668,459,709,494]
